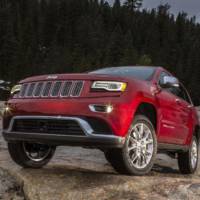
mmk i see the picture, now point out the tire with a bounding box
[105,115,157,175]
[8,142,56,168]
[178,136,199,174]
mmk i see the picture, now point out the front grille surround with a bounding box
[18,80,84,98]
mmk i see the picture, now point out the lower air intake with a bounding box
[12,119,85,136]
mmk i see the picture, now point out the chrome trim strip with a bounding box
[89,104,97,112]
[7,116,124,142]
[89,104,113,113]
[89,104,106,113]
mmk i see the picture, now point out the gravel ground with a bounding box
[0,168,25,200]
[0,117,25,200]
[1,115,200,199]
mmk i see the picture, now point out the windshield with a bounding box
[90,66,156,81]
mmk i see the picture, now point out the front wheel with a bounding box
[8,142,56,168]
[105,115,157,175]
[178,136,199,174]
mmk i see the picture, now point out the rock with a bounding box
[0,168,25,200]
[1,121,200,200]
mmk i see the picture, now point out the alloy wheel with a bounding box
[191,139,198,169]
[22,142,52,162]
[126,123,154,169]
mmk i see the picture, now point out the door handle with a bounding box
[175,99,183,107]
[187,105,193,108]
[175,99,181,104]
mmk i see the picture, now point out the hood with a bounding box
[20,73,129,84]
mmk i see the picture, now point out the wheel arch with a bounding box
[193,125,200,142]
[134,102,158,133]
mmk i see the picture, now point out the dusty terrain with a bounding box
[0,167,24,200]
[1,116,200,200]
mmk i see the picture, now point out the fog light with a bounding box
[5,106,10,112]
[1,106,12,116]
[89,104,113,113]
[106,105,113,113]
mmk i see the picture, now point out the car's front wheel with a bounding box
[178,136,199,174]
[8,142,56,168]
[105,115,157,175]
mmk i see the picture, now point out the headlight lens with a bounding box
[91,81,127,92]
[10,84,22,95]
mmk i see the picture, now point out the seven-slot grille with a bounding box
[18,81,84,98]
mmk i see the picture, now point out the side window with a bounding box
[169,85,192,104]
[159,71,192,104]
[181,86,192,104]
[169,87,185,100]
[159,71,171,86]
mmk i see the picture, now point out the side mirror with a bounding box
[161,76,179,88]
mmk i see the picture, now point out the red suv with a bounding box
[2,66,199,175]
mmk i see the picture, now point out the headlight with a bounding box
[91,81,127,92]
[10,84,22,95]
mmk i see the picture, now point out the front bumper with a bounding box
[4,98,135,137]
[3,116,125,148]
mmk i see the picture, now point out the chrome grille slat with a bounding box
[71,81,84,97]
[60,81,73,97]
[33,82,44,97]
[19,84,28,97]
[26,83,36,97]
[42,82,52,97]
[18,80,84,98]
[51,81,62,97]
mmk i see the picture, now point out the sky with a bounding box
[109,0,200,20]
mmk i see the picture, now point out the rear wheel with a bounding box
[178,136,199,174]
[105,115,157,175]
[8,142,56,168]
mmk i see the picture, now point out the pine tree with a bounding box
[1,0,200,105]
[138,55,152,66]
[120,31,138,65]
[124,0,143,10]
[113,0,121,8]
[105,25,124,66]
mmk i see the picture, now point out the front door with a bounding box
[156,88,183,144]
